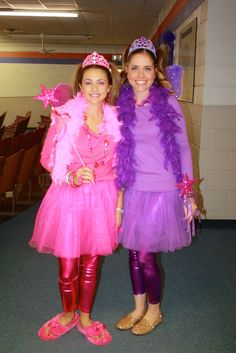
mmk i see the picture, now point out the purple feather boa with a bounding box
[116,83,183,189]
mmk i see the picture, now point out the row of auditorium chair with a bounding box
[0,126,47,157]
[0,111,32,140]
[0,111,7,128]
[0,111,51,139]
[0,112,51,220]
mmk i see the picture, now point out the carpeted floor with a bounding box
[0,204,235,353]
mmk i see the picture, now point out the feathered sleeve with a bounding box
[40,108,68,173]
[40,119,58,172]
[49,94,87,184]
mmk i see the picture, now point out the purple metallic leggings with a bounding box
[58,255,99,314]
[129,250,161,304]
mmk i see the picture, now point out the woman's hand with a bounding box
[116,208,123,228]
[74,167,95,185]
[183,197,198,222]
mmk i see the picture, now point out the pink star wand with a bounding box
[34,85,60,109]
[35,84,95,185]
[176,174,200,236]
[176,173,197,198]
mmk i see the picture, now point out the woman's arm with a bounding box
[169,96,198,218]
[116,189,124,228]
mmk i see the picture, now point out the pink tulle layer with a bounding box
[29,180,118,258]
[119,188,192,253]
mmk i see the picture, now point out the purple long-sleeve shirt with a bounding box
[132,95,193,192]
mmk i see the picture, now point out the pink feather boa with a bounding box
[49,92,121,184]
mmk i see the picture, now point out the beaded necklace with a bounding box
[84,114,109,168]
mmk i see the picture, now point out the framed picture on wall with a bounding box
[178,18,197,102]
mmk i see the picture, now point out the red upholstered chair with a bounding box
[0,126,5,141]
[0,149,24,215]
[0,155,5,177]
[0,137,11,156]
[0,111,7,128]
[3,111,31,139]
[16,144,41,204]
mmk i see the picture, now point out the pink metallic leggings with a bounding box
[58,255,100,314]
[129,250,161,304]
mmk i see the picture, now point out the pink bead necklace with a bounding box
[84,114,109,168]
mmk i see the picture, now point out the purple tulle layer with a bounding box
[119,189,192,253]
[29,180,118,258]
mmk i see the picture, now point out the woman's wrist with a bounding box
[65,170,81,187]
[73,174,83,186]
[188,193,195,200]
[116,207,124,213]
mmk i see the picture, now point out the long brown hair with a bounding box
[72,63,120,105]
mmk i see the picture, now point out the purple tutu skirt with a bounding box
[29,180,118,258]
[119,188,191,253]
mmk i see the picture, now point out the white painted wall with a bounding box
[0,63,76,126]
[175,0,236,219]
[204,0,236,105]
[0,64,75,97]
[0,43,122,126]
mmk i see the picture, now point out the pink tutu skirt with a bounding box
[29,180,118,258]
[119,188,192,253]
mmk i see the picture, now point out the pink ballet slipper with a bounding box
[38,312,79,341]
[77,320,112,346]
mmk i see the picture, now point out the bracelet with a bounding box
[65,170,72,184]
[116,207,124,213]
[65,170,78,188]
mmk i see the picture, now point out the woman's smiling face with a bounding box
[80,67,110,105]
[126,51,156,100]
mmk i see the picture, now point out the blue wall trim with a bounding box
[0,57,83,64]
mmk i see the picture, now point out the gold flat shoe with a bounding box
[131,313,163,335]
[116,313,143,331]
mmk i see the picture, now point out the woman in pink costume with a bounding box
[115,38,197,335]
[29,52,122,345]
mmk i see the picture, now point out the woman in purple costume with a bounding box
[115,37,197,335]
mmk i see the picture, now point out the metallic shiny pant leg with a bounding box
[58,257,79,312]
[129,250,161,304]
[129,249,146,295]
[79,255,100,313]
[58,255,100,313]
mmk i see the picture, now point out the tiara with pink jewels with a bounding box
[82,52,110,69]
[128,37,157,58]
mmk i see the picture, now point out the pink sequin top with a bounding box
[41,123,117,182]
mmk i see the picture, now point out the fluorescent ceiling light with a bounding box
[0,11,78,18]
[8,34,92,40]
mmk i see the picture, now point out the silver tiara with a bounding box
[128,37,157,57]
